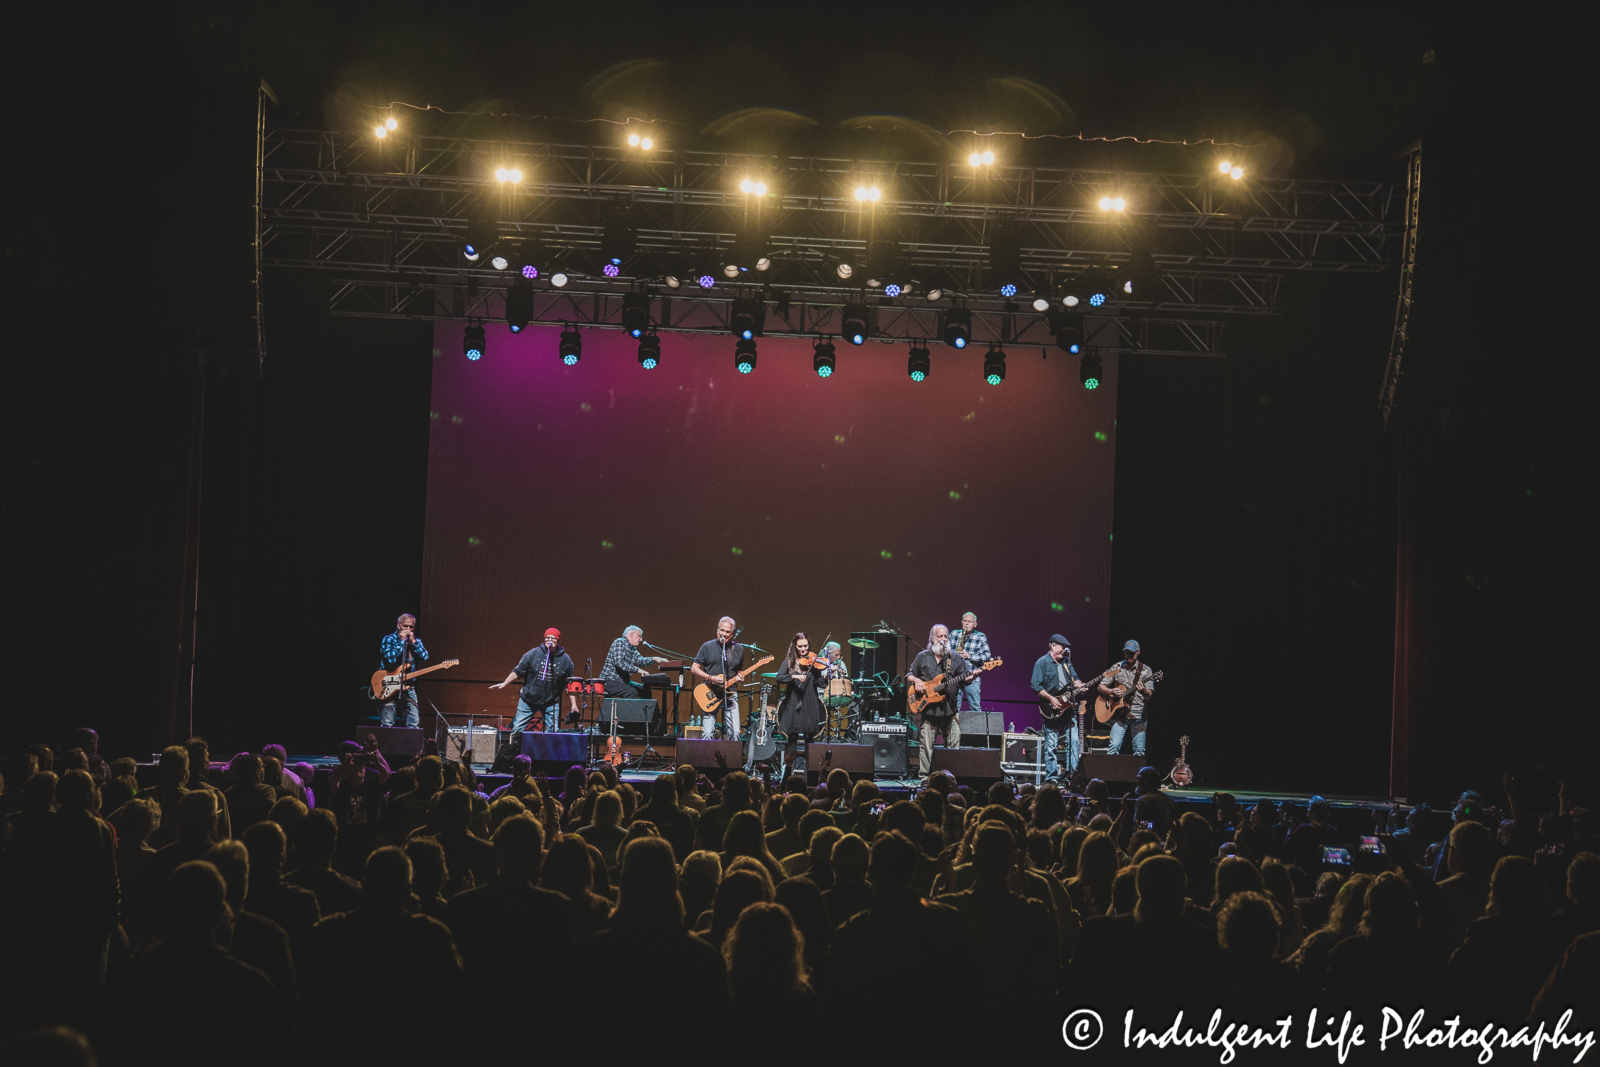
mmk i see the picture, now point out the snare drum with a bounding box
[825,677,854,707]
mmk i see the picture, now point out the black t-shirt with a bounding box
[694,640,744,684]
[515,645,574,706]
[329,770,386,829]
[909,649,969,711]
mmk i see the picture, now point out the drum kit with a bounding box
[746,634,903,747]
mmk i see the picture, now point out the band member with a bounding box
[600,625,666,701]
[820,641,848,679]
[490,628,578,734]
[908,624,970,781]
[953,612,994,717]
[774,632,827,775]
[691,617,744,739]
[1101,639,1156,757]
[1031,634,1089,782]
[378,613,428,728]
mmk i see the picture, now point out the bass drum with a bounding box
[825,677,854,707]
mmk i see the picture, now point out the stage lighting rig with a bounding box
[514,244,541,280]
[967,150,995,166]
[907,344,931,382]
[983,345,1007,385]
[730,298,764,340]
[735,337,758,374]
[1097,196,1127,211]
[559,328,583,366]
[813,340,837,378]
[637,332,661,369]
[506,280,533,333]
[627,132,656,150]
[840,304,871,346]
[463,324,486,361]
[941,307,972,349]
[1046,309,1083,353]
[621,293,651,338]
[1080,351,1103,390]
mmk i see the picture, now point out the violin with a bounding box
[793,631,834,671]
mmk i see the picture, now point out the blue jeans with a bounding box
[956,676,982,714]
[1108,717,1146,757]
[512,697,561,734]
[380,688,419,728]
[1044,723,1079,781]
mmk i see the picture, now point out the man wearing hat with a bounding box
[491,628,577,734]
[1101,640,1156,757]
[1031,634,1089,782]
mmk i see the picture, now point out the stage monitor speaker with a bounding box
[368,726,425,758]
[860,722,908,777]
[849,631,899,685]
[675,737,747,772]
[598,698,658,724]
[520,732,588,773]
[957,710,1003,738]
[1081,753,1148,784]
[445,726,497,764]
[930,747,1003,781]
[811,742,874,775]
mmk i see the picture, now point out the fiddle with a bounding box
[795,651,831,669]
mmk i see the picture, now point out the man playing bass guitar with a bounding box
[1031,634,1089,783]
[908,624,969,782]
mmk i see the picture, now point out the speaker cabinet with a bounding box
[598,698,658,723]
[930,747,1003,780]
[520,732,588,773]
[860,723,908,777]
[368,727,425,758]
[1080,753,1148,784]
[674,738,748,771]
[812,742,874,775]
[445,726,497,764]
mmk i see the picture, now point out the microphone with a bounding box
[732,625,744,642]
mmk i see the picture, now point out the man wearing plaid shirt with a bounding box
[378,613,429,728]
[952,612,993,717]
[600,625,665,700]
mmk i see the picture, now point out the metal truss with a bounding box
[325,279,1229,357]
[262,127,1403,350]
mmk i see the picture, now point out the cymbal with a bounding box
[848,637,880,649]
[759,672,781,678]
[744,643,770,654]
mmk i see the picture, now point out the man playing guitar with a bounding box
[1031,634,1089,783]
[377,613,428,728]
[1101,639,1156,757]
[691,617,746,740]
[908,624,970,782]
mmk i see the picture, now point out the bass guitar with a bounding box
[1093,665,1163,724]
[691,655,776,717]
[906,659,1002,716]
[370,659,460,701]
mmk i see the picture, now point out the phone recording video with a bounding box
[1322,846,1353,867]
[1359,835,1385,855]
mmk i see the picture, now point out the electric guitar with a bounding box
[1093,665,1163,724]
[1038,672,1089,724]
[690,656,776,716]
[906,659,1002,716]
[1170,734,1193,786]
[370,659,460,702]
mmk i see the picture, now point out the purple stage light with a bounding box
[697,275,716,289]
[603,263,621,278]
[521,265,538,279]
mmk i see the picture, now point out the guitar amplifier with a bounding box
[445,726,497,764]
[859,721,908,777]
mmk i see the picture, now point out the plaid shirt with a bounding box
[600,636,652,684]
[379,633,430,672]
[952,628,992,665]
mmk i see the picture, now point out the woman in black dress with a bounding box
[777,632,828,777]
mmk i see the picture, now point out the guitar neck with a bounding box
[400,661,456,682]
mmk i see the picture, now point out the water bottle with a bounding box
[1008,721,1015,735]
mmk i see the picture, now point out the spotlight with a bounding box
[941,307,971,349]
[463,325,486,361]
[621,293,651,338]
[495,168,523,183]
[723,264,741,279]
[1097,196,1126,211]
[739,179,768,196]
[1047,309,1083,353]
[641,137,654,150]
[925,288,944,302]
[813,340,837,378]
[603,263,621,278]
[735,337,757,374]
[664,275,682,289]
[505,280,533,333]
[515,245,540,280]
[374,125,388,139]
[558,328,582,365]
[550,272,570,288]
[385,118,397,131]
[1230,167,1243,180]
[1032,295,1051,312]
[755,256,771,271]
[836,262,854,280]
[907,343,931,382]
[983,345,1007,385]
[884,283,902,298]
[982,151,994,165]
[637,332,661,369]
[999,283,1018,298]
[730,298,764,340]
[840,304,870,346]
[629,133,641,146]
[697,274,716,289]
[1219,161,1231,174]
[854,186,881,201]
[968,150,994,167]
[491,253,510,271]
[1080,352,1103,389]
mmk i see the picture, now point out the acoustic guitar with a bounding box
[906,659,1002,716]
[370,659,460,701]
[1092,665,1163,724]
[690,655,776,717]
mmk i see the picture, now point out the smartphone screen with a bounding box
[1359,835,1383,854]
[1323,846,1353,866]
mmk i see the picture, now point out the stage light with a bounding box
[641,137,654,150]
[969,152,982,166]
[495,168,523,183]
[516,246,540,280]
[463,325,486,361]
[551,271,570,288]
[603,263,621,278]
[637,332,660,369]
[854,186,881,201]
[559,328,583,365]
[1114,197,1126,210]
[1080,352,1102,389]
[739,178,768,196]
[462,200,498,262]
[1062,294,1080,307]
[755,256,771,271]
[813,340,836,377]
[1098,196,1125,211]
[941,307,971,349]
[385,118,398,131]
[490,253,509,270]
[907,343,930,382]
[621,293,650,338]
[925,288,944,302]
[840,304,870,346]
[664,274,681,289]
[988,226,1021,297]
[983,346,1007,385]
[982,150,994,165]
[730,298,763,340]
[1032,295,1051,312]
[723,264,741,279]
[884,283,902,298]
[629,133,641,146]
[836,262,853,280]
[374,125,388,139]
[1219,160,1232,174]
[1231,166,1243,180]
[999,283,1018,298]
[506,280,533,333]
[735,337,757,374]
[601,214,636,268]
[697,274,716,289]
[1047,309,1083,353]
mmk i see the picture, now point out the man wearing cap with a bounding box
[1031,635,1089,782]
[1101,640,1156,757]
[492,629,577,734]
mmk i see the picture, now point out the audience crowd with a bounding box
[1,730,1595,1062]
